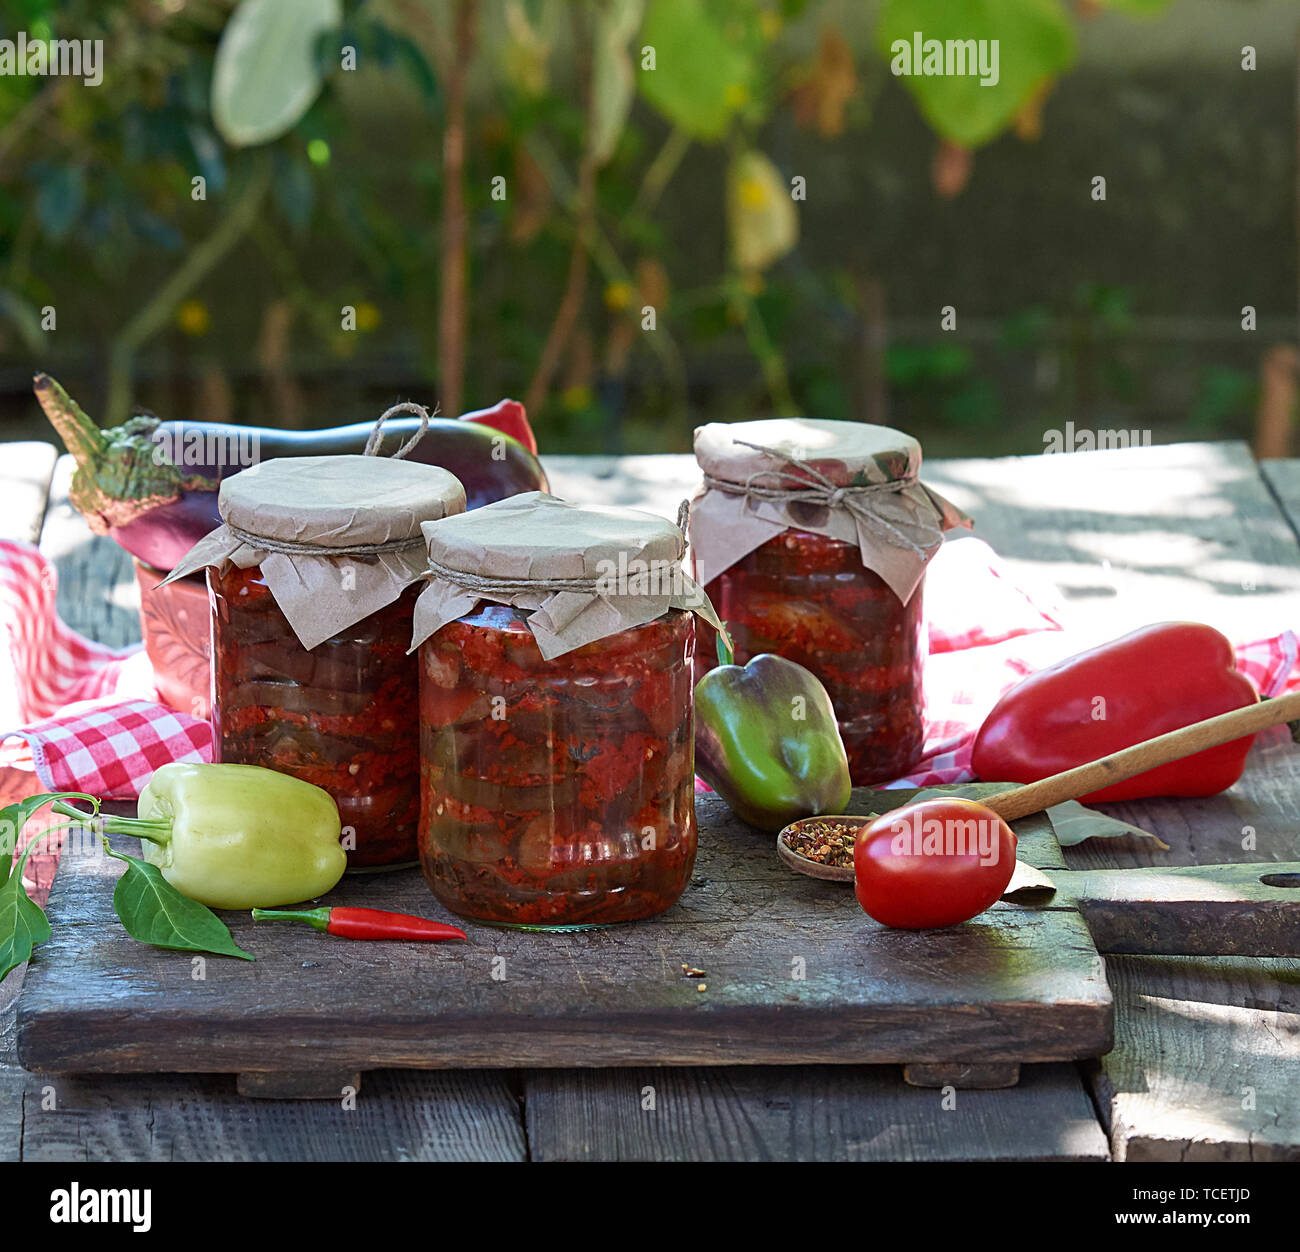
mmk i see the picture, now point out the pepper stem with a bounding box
[251,907,332,933]
[716,623,736,668]
[52,801,173,847]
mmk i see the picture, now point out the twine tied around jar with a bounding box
[222,525,425,559]
[701,438,929,557]
[363,400,436,460]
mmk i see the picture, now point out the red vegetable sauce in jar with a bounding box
[420,605,696,927]
[689,419,968,786]
[411,491,722,928]
[211,569,422,868]
[696,531,925,784]
[168,452,466,869]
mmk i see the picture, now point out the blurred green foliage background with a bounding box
[0,0,1293,456]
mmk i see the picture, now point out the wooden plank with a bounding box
[0,992,27,1163]
[924,441,1300,642]
[1050,862,1300,957]
[14,795,1111,1080]
[39,454,139,647]
[1260,458,1300,541]
[14,1065,527,1162]
[946,442,1300,1161]
[1091,955,1300,1162]
[524,1063,1109,1162]
[0,441,57,543]
[31,444,1259,1161]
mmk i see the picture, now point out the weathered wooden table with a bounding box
[2,439,1298,1162]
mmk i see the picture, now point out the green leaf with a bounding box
[0,790,98,982]
[591,0,644,165]
[0,842,51,983]
[500,0,556,98]
[211,0,343,147]
[107,848,255,961]
[876,0,1076,148]
[639,0,754,141]
[727,149,797,272]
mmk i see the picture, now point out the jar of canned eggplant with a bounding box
[411,491,722,928]
[168,452,466,869]
[688,418,970,785]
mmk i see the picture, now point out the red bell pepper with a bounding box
[458,398,537,455]
[971,622,1259,803]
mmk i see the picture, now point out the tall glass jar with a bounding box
[211,569,422,868]
[696,530,925,784]
[167,452,467,870]
[419,604,696,928]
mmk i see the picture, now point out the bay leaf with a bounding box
[1047,799,1169,851]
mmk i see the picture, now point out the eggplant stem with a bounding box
[33,372,105,468]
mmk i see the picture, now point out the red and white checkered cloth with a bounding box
[0,540,211,798]
[0,535,1296,802]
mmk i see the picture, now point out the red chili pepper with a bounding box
[972,622,1259,803]
[251,907,467,942]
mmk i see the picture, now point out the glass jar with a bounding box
[210,565,422,869]
[419,604,696,928]
[697,529,925,784]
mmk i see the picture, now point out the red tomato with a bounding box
[853,798,1017,929]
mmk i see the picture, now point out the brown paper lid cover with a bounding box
[219,454,465,545]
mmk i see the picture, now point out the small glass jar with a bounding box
[419,605,696,928]
[211,566,421,868]
[697,530,924,784]
[691,418,965,788]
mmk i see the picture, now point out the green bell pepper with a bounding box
[82,762,347,909]
[694,636,852,832]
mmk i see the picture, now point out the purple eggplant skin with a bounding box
[132,417,548,570]
[34,373,549,573]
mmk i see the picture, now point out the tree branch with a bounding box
[105,154,271,424]
[437,0,476,418]
[524,9,598,418]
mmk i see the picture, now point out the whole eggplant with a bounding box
[34,374,547,572]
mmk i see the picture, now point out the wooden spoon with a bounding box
[777,688,1300,881]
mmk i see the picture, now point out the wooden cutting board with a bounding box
[15,791,1113,1097]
